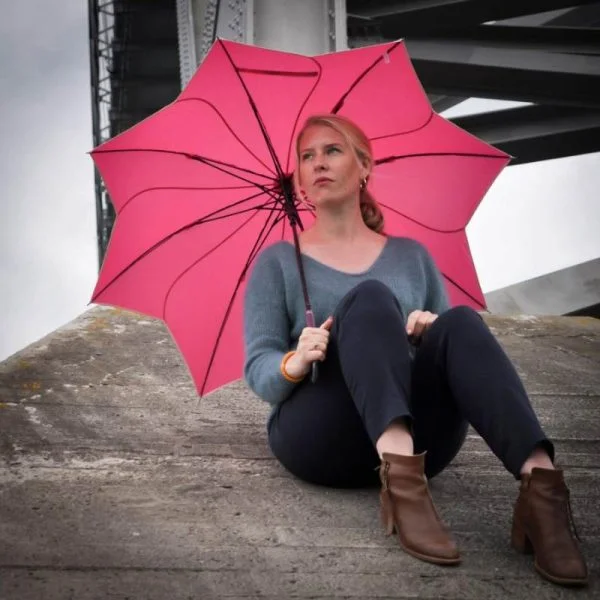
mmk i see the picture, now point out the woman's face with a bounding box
[297,124,367,207]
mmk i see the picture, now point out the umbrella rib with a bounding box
[442,272,486,311]
[197,208,288,397]
[238,67,319,77]
[130,186,282,227]
[185,152,278,193]
[378,202,486,308]
[375,151,508,167]
[164,208,277,323]
[200,198,283,224]
[244,212,289,282]
[330,41,404,114]
[376,151,509,232]
[162,203,286,397]
[94,147,275,191]
[369,111,436,141]
[92,188,279,301]
[379,200,467,235]
[164,204,283,316]
[284,57,323,174]
[121,184,256,213]
[185,153,273,184]
[218,39,286,181]
[176,97,278,177]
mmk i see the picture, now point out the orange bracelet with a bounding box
[280,351,305,383]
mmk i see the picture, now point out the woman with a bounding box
[243,114,587,586]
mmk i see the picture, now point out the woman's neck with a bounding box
[305,203,374,245]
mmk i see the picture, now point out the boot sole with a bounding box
[511,529,588,586]
[534,561,588,587]
[382,497,460,566]
[401,542,461,566]
[386,519,461,566]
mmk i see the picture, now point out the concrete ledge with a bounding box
[1,306,599,599]
[484,257,600,316]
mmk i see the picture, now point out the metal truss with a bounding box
[176,0,199,88]
[89,0,180,267]
[199,0,220,63]
[89,0,117,269]
[347,0,600,34]
[348,1,600,166]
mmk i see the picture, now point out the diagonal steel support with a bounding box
[411,25,600,55]
[404,38,600,108]
[347,0,600,33]
[451,105,600,164]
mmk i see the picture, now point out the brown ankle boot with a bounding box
[512,467,588,586]
[379,452,460,565]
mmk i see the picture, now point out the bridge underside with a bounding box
[347,0,600,165]
[89,0,600,316]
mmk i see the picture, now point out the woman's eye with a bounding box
[327,146,340,154]
[301,153,312,161]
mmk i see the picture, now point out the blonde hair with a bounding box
[295,114,385,234]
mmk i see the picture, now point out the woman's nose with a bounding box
[314,156,328,171]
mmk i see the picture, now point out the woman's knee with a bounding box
[352,279,393,296]
[337,279,403,320]
[435,305,483,331]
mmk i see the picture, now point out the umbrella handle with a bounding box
[310,362,319,384]
[305,309,318,384]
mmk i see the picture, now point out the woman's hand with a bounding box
[406,310,437,342]
[285,316,334,379]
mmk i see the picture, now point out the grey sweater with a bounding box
[243,236,450,407]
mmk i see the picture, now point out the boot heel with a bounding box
[511,516,533,554]
[380,491,396,536]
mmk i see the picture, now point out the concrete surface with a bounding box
[0,306,599,599]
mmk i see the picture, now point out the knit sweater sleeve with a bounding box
[243,247,298,406]
[420,245,451,315]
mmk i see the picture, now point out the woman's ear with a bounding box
[361,156,372,180]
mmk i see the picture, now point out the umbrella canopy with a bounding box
[91,38,510,397]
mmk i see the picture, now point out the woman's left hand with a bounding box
[406,310,438,340]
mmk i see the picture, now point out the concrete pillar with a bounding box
[249,0,346,55]
[176,0,347,86]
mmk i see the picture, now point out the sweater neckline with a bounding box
[284,236,391,277]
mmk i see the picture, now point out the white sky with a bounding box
[443,99,600,291]
[1,2,97,362]
[0,2,599,362]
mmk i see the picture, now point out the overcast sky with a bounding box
[1,2,97,362]
[1,1,599,362]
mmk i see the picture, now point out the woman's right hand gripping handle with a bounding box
[284,316,334,380]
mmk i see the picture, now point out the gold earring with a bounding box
[360,177,368,190]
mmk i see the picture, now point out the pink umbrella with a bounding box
[90,39,510,397]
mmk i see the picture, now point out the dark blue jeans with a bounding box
[268,280,554,488]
